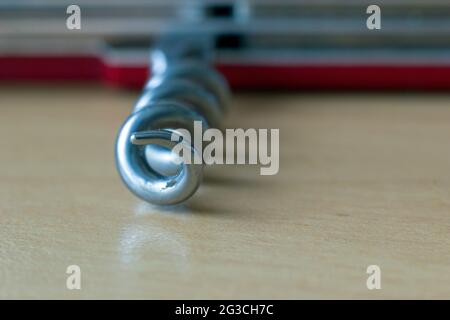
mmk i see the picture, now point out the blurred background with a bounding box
[1,0,450,90]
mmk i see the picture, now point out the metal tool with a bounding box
[115,37,230,205]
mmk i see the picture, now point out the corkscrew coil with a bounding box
[115,50,230,205]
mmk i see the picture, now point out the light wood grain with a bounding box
[1,84,450,299]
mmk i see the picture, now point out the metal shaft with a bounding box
[115,38,230,205]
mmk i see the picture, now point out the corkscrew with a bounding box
[115,37,231,205]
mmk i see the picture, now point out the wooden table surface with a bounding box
[1,83,449,299]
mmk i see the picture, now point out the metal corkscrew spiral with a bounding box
[115,40,230,205]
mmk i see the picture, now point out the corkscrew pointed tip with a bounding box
[130,130,173,146]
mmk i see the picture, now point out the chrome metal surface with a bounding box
[115,41,230,205]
